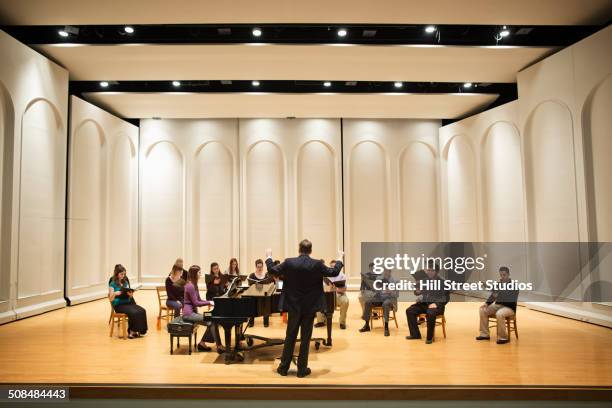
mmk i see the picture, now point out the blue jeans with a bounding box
[166,300,182,316]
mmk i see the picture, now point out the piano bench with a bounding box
[167,317,199,355]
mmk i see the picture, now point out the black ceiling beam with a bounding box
[70,80,517,96]
[2,23,605,46]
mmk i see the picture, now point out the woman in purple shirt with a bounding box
[182,265,223,352]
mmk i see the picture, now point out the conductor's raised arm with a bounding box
[264,248,286,277]
[320,250,345,277]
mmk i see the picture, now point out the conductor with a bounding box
[265,239,344,378]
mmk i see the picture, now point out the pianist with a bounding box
[182,265,223,353]
[265,240,344,378]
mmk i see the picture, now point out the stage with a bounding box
[0,291,610,400]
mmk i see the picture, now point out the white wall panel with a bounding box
[399,142,438,241]
[194,142,235,267]
[445,135,479,242]
[139,119,238,285]
[67,96,138,304]
[141,141,184,279]
[0,30,68,322]
[239,119,342,273]
[482,122,525,241]
[108,134,138,283]
[343,119,440,281]
[0,82,13,321]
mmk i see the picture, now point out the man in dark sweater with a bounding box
[265,240,344,378]
[405,260,449,344]
[476,266,519,344]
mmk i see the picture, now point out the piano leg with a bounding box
[222,323,234,364]
[325,312,333,346]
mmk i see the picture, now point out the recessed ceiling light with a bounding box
[172,81,181,87]
[362,29,377,38]
[252,28,262,37]
[425,26,436,34]
[58,30,69,37]
[124,26,134,34]
[337,28,347,37]
[394,82,403,88]
[323,81,332,87]
[463,82,473,88]
[252,80,260,86]
[100,81,109,88]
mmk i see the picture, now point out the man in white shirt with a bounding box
[315,260,349,329]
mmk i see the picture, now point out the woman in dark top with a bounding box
[248,259,270,327]
[206,262,227,300]
[174,257,189,280]
[108,264,148,339]
[224,258,240,276]
[165,264,186,316]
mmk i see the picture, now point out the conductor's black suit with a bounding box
[266,255,343,372]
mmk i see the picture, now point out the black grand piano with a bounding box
[206,276,335,363]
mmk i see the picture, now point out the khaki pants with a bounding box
[479,304,515,340]
[317,292,349,325]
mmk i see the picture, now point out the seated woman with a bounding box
[108,264,148,339]
[206,262,227,300]
[247,259,270,327]
[165,264,186,316]
[224,258,240,277]
[182,265,223,352]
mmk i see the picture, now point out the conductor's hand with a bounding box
[336,249,344,261]
[265,248,272,259]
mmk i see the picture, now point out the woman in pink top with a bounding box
[182,265,223,352]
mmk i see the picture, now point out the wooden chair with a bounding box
[418,313,447,338]
[156,286,175,330]
[488,314,519,340]
[370,304,399,329]
[109,301,128,339]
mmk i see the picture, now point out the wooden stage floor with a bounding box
[0,291,610,388]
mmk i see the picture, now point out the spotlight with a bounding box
[499,29,510,37]
[58,30,69,37]
[425,26,436,34]
[337,28,347,37]
[463,82,472,89]
[124,26,134,34]
[252,28,262,37]
[394,82,403,88]
[172,81,181,87]
[323,81,332,87]
[100,81,109,88]
[252,80,260,86]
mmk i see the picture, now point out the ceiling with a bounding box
[2,0,609,120]
[1,0,611,25]
[82,92,498,119]
[36,43,556,82]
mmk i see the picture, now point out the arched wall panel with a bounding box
[525,101,579,242]
[141,141,184,278]
[17,99,64,301]
[66,96,139,304]
[245,141,285,269]
[0,82,14,313]
[482,122,525,241]
[108,134,138,282]
[297,141,337,262]
[400,142,438,241]
[194,141,234,266]
[349,141,388,274]
[68,120,106,289]
[446,135,478,241]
